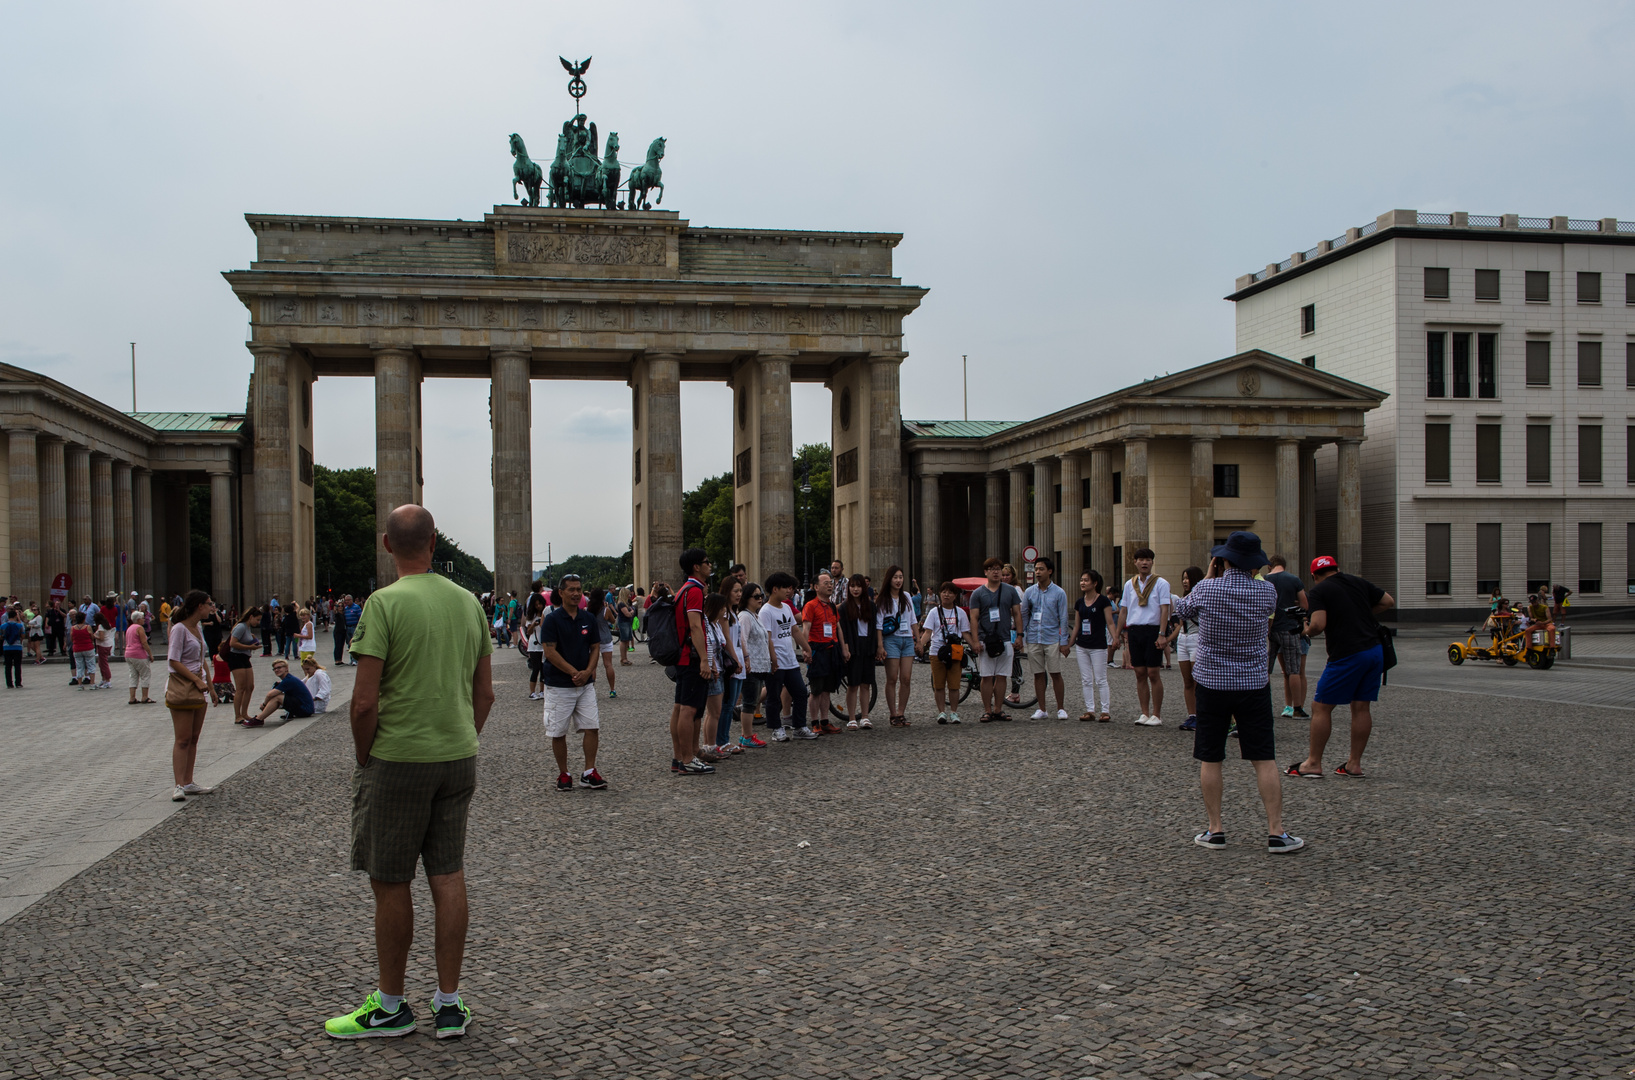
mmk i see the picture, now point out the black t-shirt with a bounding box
[1307,572,1384,661]
[538,606,597,688]
[1075,595,1111,649]
[1266,571,1305,633]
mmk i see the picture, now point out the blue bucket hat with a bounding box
[1211,530,1269,571]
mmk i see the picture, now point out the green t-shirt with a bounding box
[350,573,494,763]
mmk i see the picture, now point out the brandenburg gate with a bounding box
[223,205,927,600]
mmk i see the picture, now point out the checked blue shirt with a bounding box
[1168,569,1276,691]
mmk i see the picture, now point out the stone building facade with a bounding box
[1232,209,1635,618]
[902,351,1385,591]
[0,364,249,606]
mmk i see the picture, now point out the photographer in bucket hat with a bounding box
[1168,531,1304,854]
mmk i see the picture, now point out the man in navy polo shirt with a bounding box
[539,574,607,792]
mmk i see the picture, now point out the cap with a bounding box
[1311,555,1338,574]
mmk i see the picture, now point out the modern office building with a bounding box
[1231,210,1635,619]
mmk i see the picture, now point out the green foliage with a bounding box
[793,442,833,584]
[313,464,491,597]
[543,547,633,593]
[682,471,735,577]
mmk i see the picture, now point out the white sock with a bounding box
[432,988,461,1008]
[377,990,404,1012]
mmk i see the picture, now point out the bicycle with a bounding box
[828,670,879,722]
[956,649,1037,711]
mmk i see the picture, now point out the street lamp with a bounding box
[799,465,812,586]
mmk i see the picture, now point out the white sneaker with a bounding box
[795,726,819,740]
[947,711,960,724]
[1030,709,1048,720]
[936,710,948,724]
[773,726,791,742]
[171,786,187,802]
[1134,713,1150,725]
[1057,709,1070,720]
[1146,715,1164,726]
[179,782,215,795]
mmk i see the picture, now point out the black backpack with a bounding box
[645,583,699,668]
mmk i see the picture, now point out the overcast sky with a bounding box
[4,1,1633,568]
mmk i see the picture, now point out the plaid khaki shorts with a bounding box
[351,755,477,882]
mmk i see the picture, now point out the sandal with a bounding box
[1098,713,1111,723]
[1284,762,1324,779]
[1334,764,1366,778]
[1078,712,1095,722]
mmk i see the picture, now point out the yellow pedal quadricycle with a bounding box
[1447,612,1558,669]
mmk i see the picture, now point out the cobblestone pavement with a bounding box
[0,653,355,924]
[2,647,1631,1078]
[1386,627,1635,710]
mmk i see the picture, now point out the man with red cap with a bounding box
[1287,555,1394,779]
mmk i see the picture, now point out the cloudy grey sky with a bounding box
[4,1,1632,567]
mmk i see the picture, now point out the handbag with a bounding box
[164,625,208,709]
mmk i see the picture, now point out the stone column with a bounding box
[38,437,67,592]
[114,462,134,597]
[374,347,420,589]
[133,469,153,597]
[1273,438,1300,568]
[1032,460,1055,567]
[1299,445,1317,585]
[919,472,943,589]
[490,349,533,598]
[91,454,114,599]
[645,353,685,590]
[208,469,235,608]
[1189,437,1215,571]
[984,472,1005,563]
[1122,437,1149,570]
[1337,438,1363,574]
[1058,452,1084,588]
[757,353,794,580]
[866,353,905,577]
[1088,446,1113,582]
[963,477,983,574]
[7,428,41,604]
[250,344,293,604]
[1007,466,1029,565]
[66,444,92,602]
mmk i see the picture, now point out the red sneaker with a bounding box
[556,772,574,792]
[738,734,768,748]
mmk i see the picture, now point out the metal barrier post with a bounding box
[1560,626,1572,660]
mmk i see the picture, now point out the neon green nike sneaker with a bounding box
[324,991,416,1039]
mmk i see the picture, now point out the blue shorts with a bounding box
[1314,644,1383,705]
[883,635,915,659]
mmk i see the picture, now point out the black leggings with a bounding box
[3,651,21,687]
[766,667,809,724]
[528,650,545,683]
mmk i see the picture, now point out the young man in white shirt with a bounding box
[1114,546,1172,725]
[760,571,814,741]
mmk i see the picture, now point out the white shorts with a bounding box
[975,641,1012,678]
[600,641,614,654]
[1175,631,1199,663]
[543,683,600,738]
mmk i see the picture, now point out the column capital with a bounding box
[371,344,417,359]
[1190,434,1217,445]
[866,350,907,365]
[205,465,234,477]
[246,341,291,358]
[489,346,532,361]
[6,424,39,438]
[1337,435,1363,445]
[1275,435,1301,446]
[754,350,796,362]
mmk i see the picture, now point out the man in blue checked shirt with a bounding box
[1020,556,1072,720]
[1169,531,1305,855]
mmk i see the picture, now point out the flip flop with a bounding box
[1334,764,1366,778]
[1284,762,1324,778]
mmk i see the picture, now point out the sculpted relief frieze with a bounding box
[507,233,666,266]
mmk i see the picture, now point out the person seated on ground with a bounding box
[301,656,332,714]
[248,658,315,725]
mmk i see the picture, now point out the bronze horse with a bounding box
[628,137,665,209]
[509,133,542,207]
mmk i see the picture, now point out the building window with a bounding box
[632,448,641,483]
[1579,425,1602,483]
[1526,424,1551,483]
[1476,423,1502,483]
[1451,332,1472,398]
[1474,268,1501,301]
[1578,340,1602,387]
[1526,522,1551,593]
[1577,271,1601,304]
[1053,483,1062,513]
[1081,477,1091,507]
[1300,304,1315,335]
[1627,272,1635,305]
[1525,270,1550,303]
[299,446,314,487]
[1111,471,1121,504]
[1427,332,1447,397]
[1477,333,1497,398]
[1425,524,1451,595]
[1629,522,1635,596]
[1212,464,1239,498]
[1579,522,1603,594]
[1425,423,1451,482]
[1424,267,1450,299]
[1113,546,1123,586]
[1629,426,1634,484]
[1476,523,1501,595]
[1628,342,1635,388]
[1525,340,1551,387]
[1302,355,1316,368]
[735,448,752,488]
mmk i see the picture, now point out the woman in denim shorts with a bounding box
[875,566,919,727]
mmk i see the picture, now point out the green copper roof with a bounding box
[130,412,246,433]
[902,419,1024,439]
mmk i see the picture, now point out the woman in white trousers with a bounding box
[1070,570,1117,721]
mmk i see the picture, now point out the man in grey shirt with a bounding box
[969,558,1023,723]
[1264,555,1309,720]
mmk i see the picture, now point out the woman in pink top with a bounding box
[166,590,220,802]
[125,617,154,704]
